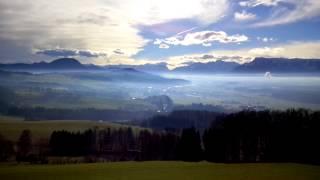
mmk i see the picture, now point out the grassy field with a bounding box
[0,161,319,180]
[0,116,142,142]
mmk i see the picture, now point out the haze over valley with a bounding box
[1,58,320,115]
[1,0,320,179]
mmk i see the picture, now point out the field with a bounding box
[0,116,142,141]
[0,161,320,180]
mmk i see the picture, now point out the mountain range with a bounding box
[105,62,169,72]
[174,61,239,73]
[103,58,320,73]
[234,57,320,73]
[0,58,100,71]
[1,57,320,74]
[0,58,187,84]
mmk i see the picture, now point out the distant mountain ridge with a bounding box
[49,58,83,68]
[174,61,239,73]
[0,58,188,84]
[105,62,169,72]
[172,58,320,73]
[104,58,320,74]
[0,58,100,71]
[234,57,320,73]
[1,57,320,73]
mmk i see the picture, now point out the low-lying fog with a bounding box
[2,70,320,111]
[152,73,320,110]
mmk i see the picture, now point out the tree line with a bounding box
[0,109,320,164]
[140,110,220,130]
[203,109,320,164]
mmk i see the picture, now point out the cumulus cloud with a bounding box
[1,0,319,66]
[113,49,125,55]
[35,48,107,58]
[153,39,163,45]
[165,53,252,69]
[159,44,170,49]
[248,47,284,56]
[102,41,320,69]
[0,0,148,63]
[213,41,320,60]
[234,11,257,21]
[0,0,232,64]
[164,41,320,68]
[255,41,320,58]
[154,30,249,48]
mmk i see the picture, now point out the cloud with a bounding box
[78,50,106,58]
[248,47,284,56]
[257,37,276,42]
[116,0,229,25]
[164,41,320,68]
[234,11,257,21]
[165,53,254,69]
[159,44,170,49]
[76,13,110,26]
[113,49,125,55]
[240,0,320,26]
[239,0,281,7]
[213,41,320,60]
[56,13,111,26]
[1,0,319,66]
[35,48,107,58]
[153,39,163,45]
[252,41,320,58]
[165,53,252,69]
[36,49,78,57]
[0,0,148,62]
[154,30,249,48]
[176,27,198,36]
[0,0,232,64]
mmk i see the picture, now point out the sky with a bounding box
[0,0,320,69]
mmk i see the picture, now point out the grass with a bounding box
[0,115,142,142]
[0,161,320,180]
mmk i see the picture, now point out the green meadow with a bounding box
[0,116,142,142]
[0,161,319,180]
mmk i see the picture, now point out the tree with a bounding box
[16,129,32,162]
[138,130,154,160]
[203,127,227,162]
[0,133,14,161]
[177,127,202,161]
[160,132,179,160]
